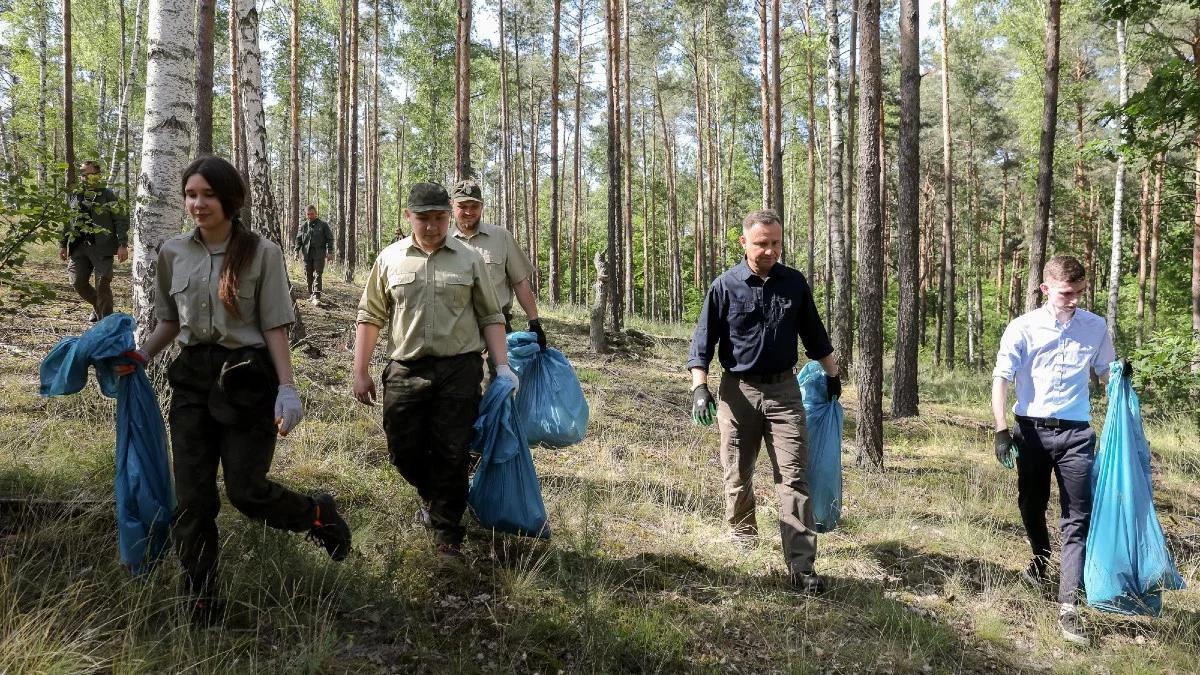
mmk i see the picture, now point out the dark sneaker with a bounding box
[1020,558,1051,589]
[308,493,351,561]
[88,310,99,323]
[436,542,463,562]
[790,571,826,595]
[188,595,227,626]
[1059,607,1090,646]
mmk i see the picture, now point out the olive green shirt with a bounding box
[356,235,505,361]
[449,224,533,313]
[154,229,296,348]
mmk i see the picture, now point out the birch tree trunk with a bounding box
[236,0,282,244]
[1105,20,1127,341]
[132,0,194,335]
[892,0,919,417]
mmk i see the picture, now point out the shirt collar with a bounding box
[451,225,487,241]
[189,228,228,255]
[402,235,459,257]
[734,258,780,282]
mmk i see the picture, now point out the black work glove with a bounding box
[826,375,842,400]
[691,384,717,426]
[529,318,547,350]
[1121,358,1133,378]
[994,429,1018,470]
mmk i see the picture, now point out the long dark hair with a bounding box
[181,156,260,319]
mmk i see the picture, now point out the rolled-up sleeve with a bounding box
[686,282,723,371]
[471,257,505,326]
[356,258,391,327]
[257,244,296,331]
[153,245,178,322]
[992,322,1025,381]
[796,277,834,360]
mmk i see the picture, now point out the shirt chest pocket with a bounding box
[170,274,193,324]
[235,275,259,321]
[1062,339,1096,369]
[437,272,473,310]
[388,271,418,306]
[728,300,761,336]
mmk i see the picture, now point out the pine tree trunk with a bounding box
[654,74,682,323]
[548,0,562,304]
[996,162,1010,313]
[344,0,360,280]
[1135,167,1150,346]
[770,0,784,217]
[1075,71,1094,311]
[939,0,955,369]
[826,0,849,372]
[605,0,622,331]
[570,0,584,305]
[892,0,919,418]
[454,0,472,180]
[759,0,771,208]
[237,0,281,244]
[804,0,817,281]
[335,0,347,263]
[1026,0,1062,311]
[499,0,513,235]
[287,0,301,247]
[1105,20,1127,340]
[133,0,194,335]
[621,0,634,314]
[855,0,884,467]
[194,0,215,156]
[63,0,76,184]
[1148,157,1163,333]
[37,0,49,186]
[371,0,380,254]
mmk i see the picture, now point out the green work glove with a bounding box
[994,429,1019,470]
[691,384,717,426]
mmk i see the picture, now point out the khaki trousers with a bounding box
[717,374,817,574]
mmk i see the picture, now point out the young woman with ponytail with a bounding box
[117,156,351,623]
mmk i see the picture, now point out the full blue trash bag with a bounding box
[469,377,552,538]
[39,313,175,575]
[1084,361,1185,616]
[506,331,589,447]
[796,361,844,533]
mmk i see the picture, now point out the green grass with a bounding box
[2,244,1198,672]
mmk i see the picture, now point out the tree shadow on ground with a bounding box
[539,472,726,522]
[865,540,1025,596]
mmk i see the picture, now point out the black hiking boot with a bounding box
[307,493,352,560]
[1020,557,1051,590]
[790,571,826,595]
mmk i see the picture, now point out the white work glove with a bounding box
[495,364,520,395]
[274,384,304,436]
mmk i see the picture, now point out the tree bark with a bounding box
[194,0,215,156]
[371,0,380,254]
[335,0,347,263]
[37,0,49,186]
[855,0,884,467]
[499,0,513,237]
[236,0,281,244]
[1025,0,1062,312]
[826,0,850,372]
[1148,157,1163,333]
[345,0,360,280]
[803,0,817,281]
[549,0,562,304]
[133,0,193,336]
[605,0,623,331]
[1105,20,1127,342]
[939,0,955,368]
[759,0,771,208]
[64,0,76,185]
[454,0,472,180]
[570,0,584,305]
[109,0,145,186]
[1135,167,1150,346]
[892,0,919,418]
[590,252,609,352]
[287,0,301,247]
[622,0,634,314]
[770,0,784,217]
[654,73,682,323]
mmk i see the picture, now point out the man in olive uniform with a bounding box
[352,182,519,560]
[59,160,128,322]
[449,180,547,348]
[296,205,334,299]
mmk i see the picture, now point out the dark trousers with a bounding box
[67,245,114,317]
[717,374,817,575]
[381,352,483,545]
[304,255,326,296]
[167,345,316,596]
[1014,419,1096,604]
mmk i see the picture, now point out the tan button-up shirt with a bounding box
[154,229,296,348]
[356,235,505,361]
[450,224,533,312]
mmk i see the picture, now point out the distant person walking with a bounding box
[686,209,840,595]
[117,156,350,623]
[991,254,1123,647]
[59,160,128,322]
[296,205,334,299]
[353,182,517,562]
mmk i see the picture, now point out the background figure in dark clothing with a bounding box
[296,205,334,299]
[59,160,128,322]
[687,209,841,595]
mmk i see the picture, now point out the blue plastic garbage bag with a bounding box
[1084,361,1185,616]
[796,361,844,533]
[469,377,552,538]
[39,313,176,575]
[506,331,589,447]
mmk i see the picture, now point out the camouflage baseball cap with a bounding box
[450,179,484,203]
[407,182,451,212]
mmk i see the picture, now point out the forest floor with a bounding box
[1,243,1199,674]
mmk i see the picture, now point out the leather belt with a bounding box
[1016,415,1089,430]
[732,370,793,385]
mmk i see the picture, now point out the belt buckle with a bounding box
[1042,417,1060,429]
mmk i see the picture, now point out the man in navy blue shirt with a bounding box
[687,209,840,594]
